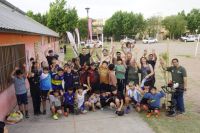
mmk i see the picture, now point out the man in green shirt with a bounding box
[160,58,187,114]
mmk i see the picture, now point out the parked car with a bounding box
[143,37,158,44]
[121,38,136,44]
[85,40,103,48]
[180,35,196,42]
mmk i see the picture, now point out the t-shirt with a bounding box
[147,60,156,70]
[80,69,88,85]
[64,92,75,105]
[99,66,109,84]
[115,65,126,79]
[144,91,165,108]
[40,73,52,90]
[49,95,61,107]
[46,55,57,66]
[51,73,64,90]
[77,90,87,108]
[127,66,139,82]
[79,53,91,66]
[127,88,141,102]
[13,76,27,95]
[64,72,74,90]
[72,71,80,88]
[88,69,100,84]
[166,66,187,86]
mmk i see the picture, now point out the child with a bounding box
[40,67,52,115]
[108,64,117,87]
[64,64,74,92]
[87,62,100,94]
[49,90,62,120]
[115,58,126,96]
[125,82,142,113]
[51,67,64,91]
[99,61,110,93]
[100,91,111,109]
[75,84,91,114]
[140,82,151,111]
[63,87,75,117]
[79,63,89,85]
[11,67,29,118]
[144,87,165,118]
[72,66,80,90]
[109,86,124,114]
[88,93,101,112]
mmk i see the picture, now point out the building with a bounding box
[0,0,59,121]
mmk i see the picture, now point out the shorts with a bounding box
[41,90,49,100]
[100,83,110,93]
[64,103,74,113]
[55,106,62,111]
[16,93,28,105]
[91,83,100,94]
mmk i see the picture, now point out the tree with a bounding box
[162,15,187,39]
[103,11,145,40]
[78,18,88,40]
[146,16,162,38]
[187,9,200,34]
[47,0,67,36]
[27,10,48,26]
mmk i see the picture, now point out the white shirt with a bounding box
[77,90,87,108]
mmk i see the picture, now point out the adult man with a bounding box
[78,43,97,66]
[45,49,58,67]
[160,58,187,114]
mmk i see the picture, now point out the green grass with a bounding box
[177,54,192,58]
[63,42,200,133]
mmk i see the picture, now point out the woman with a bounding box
[139,57,154,87]
[127,59,140,85]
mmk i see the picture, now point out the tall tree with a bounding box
[27,10,48,26]
[162,15,187,39]
[187,9,200,34]
[146,16,162,38]
[78,18,88,40]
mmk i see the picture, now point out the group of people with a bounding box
[11,41,187,120]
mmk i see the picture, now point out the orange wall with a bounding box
[0,33,59,121]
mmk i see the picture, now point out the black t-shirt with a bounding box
[111,93,124,103]
[46,55,58,66]
[147,60,156,70]
[79,53,91,66]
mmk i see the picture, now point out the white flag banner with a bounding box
[75,28,80,49]
[66,31,78,57]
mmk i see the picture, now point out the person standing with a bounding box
[160,58,187,114]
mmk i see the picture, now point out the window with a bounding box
[0,44,26,92]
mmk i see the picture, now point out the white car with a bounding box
[85,40,103,48]
[121,38,136,44]
[143,38,158,44]
[180,35,196,42]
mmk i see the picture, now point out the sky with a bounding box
[6,0,200,19]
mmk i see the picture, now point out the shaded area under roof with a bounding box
[0,0,59,37]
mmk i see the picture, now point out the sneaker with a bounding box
[81,110,87,114]
[25,114,30,118]
[101,108,104,111]
[125,107,131,114]
[43,110,46,115]
[53,114,58,120]
[64,112,68,117]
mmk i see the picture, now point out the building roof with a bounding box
[0,0,59,37]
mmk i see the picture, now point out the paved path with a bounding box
[8,107,154,133]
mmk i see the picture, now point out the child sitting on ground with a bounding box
[75,84,91,114]
[49,90,62,120]
[144,86,165,118]
[125,81,142,113]
[63,87,75,117]
[140,82,151,112]
[88,93,101,112]
[109,86,124,115]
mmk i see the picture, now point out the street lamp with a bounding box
[85,7,90,18]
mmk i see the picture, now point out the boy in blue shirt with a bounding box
[63,88,75,117]
[51,67,64,91]
[144,86,165,118]
[64,64,74,92]
[40,67,52,115]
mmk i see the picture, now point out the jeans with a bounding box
[173,90,185,112]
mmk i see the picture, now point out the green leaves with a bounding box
[103,11,145,40]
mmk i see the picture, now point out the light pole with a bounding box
[85,7,90,42]
[85,7,90,18]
